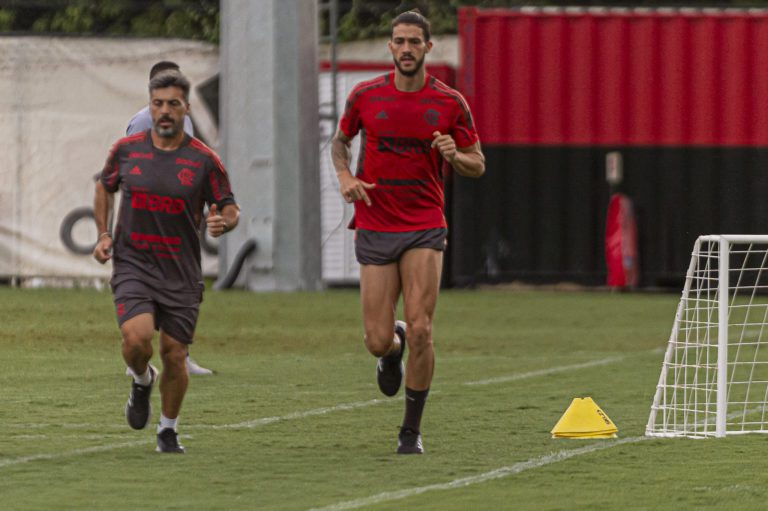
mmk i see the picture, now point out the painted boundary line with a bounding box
[309,436,650,511]
[315,396,765,510]
[0,349,659,468]
[0,439,154,468]
[464,348,663,387]
[203,398,387,429]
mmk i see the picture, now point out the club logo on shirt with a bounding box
[376,110,389,120]
[424,108,441,126]
[177,168,195,187]
[129,166,142,176]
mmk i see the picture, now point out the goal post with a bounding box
[647,235,768,438]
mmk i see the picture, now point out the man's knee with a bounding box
[160,339,187,369]
[364,326,396,357]
[405,320,433,354]
[122,328,152,353]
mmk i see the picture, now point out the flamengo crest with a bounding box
[177,168,195,186]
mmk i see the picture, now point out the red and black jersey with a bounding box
[339,72,479,232]
[100,131,236,292]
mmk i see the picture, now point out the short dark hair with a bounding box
[149,61,180,79]
[149,70,191,102]
[391,10,431,42]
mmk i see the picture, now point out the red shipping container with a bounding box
[459,7,768,147]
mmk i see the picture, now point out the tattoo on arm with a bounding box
[331,131,353,174]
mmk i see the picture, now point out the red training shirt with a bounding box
[339,72,479,232]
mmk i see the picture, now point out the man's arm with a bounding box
[206,203,240,238]
[431,132,485,178]
[93,181,114,264]
[331,129,375,206]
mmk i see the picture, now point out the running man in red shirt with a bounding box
[331,10,485,454]
[93,70,239,453]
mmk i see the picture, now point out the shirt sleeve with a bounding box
[450,94,480,149]
[339,91,362,139]
[184,115,194,137]
[100,141,123,193]
[203,154,236,210]
[126,108,152,136]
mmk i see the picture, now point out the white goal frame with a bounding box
[647,234,768,438]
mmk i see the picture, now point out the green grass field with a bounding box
[2,286,768,510]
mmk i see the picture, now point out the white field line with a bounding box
[0,440,154,468]
[0,349,657,467]
[309,405,768,511]
[464,348,663,386]
[197,398,388,429]
[309,436,650,511]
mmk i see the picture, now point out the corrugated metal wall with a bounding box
[451,7,768,287]
[460,7,768,146]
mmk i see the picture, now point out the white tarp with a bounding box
[0,37,219,284]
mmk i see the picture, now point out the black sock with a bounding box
[402,387,429,433]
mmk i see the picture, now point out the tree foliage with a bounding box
[5,0,768,44]
[336,0,768,41]
[0,0,219,43]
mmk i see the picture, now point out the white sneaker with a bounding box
[186,355,213,375]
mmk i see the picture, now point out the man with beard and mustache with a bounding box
[125,61,214,377]
[93,70,240,453]
[331,10,485,454]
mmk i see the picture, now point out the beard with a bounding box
[154,117,181,138]
[394,54,425,77]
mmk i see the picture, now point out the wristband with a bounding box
[98,232,111,240]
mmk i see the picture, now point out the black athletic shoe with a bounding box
[125,365,157,430]
[397,427,424,454]
[377,320,407,397]
[156,428,185,453]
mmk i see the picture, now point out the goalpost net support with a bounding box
[647,234,768,438]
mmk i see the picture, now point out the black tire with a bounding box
[60,207,97,255]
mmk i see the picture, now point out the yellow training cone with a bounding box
[551,397,618,439]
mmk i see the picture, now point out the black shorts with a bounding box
[111,279,202,344]
[355,228,448,265]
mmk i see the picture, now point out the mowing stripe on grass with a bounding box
[0,439,154,468]
[309,436,650,511]
[464,348,663,386]
[205,398,388,429]
[1,350,654,465]
[312,406,767,511]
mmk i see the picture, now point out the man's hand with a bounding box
[432,131,457,163]
[206,204,228,238]
[338,170,376,206]
[93,234,113,264]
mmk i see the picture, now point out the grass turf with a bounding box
[1,287,767,510]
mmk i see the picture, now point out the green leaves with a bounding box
[0,0,219,44]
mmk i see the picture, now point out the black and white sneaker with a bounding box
[125,364,157,430]
[377,320,407,397]
[156,428,185,453]
[397,427,424,454]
